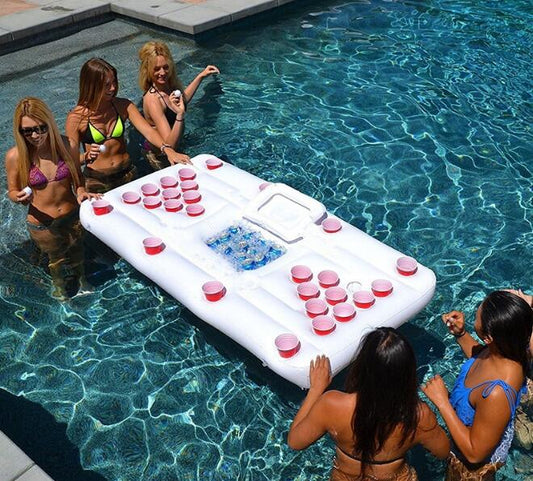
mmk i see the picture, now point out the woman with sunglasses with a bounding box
[138,41,219,170]
[66,57,190,193]
[5,97,97,299]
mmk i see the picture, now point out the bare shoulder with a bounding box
[115,97,133,113]
[5,146,19,166]
[416,401,439,431]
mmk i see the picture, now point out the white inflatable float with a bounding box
[80,154,436,388]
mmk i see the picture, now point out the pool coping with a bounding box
[0,0,300,55]
[0,431,54,481]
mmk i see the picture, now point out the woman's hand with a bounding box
[168,92,186,118]
[505,289,533,307]
[421,375,449,409]
[442,310,466,337]
[15,188,32,205]
[309,355,332,394]
[200,65,220,79]
[76,188,101,204]
[165,148,191,165]
[85,143,102,164]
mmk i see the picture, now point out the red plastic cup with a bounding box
[141,183,159,196]
[143,237,164,255]
[396,256,418,276]
[122,191,140,204]
[202,281,226,301]
[160,176,178,188]
[318,270,340,288]
[162,188,181,200]
[186,204,205,217]
[164,199,183,212]
[305,298,328,318]
[312,315,336,335]
[206,157,223,170]
[181,180,198,191]
[371,279,393,297]
[183,191,201,204]
[178,168,196,181]
[92,199,111,215]
[291,265,313,283]
[325,286,348,305]
[275,334,300,358]
[353,290,375,309]
[333,303,356,322]
[297,282,320,301]
[322,218,342,233]
[143,197,161,209]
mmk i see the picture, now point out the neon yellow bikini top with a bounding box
[82,103,125,144]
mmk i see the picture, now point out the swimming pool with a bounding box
[0,0,532,479]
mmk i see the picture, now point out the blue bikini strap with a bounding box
[478,380,520,415]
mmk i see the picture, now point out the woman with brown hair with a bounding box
[66,57,190,193]
[5,97,97,299]
[288,327,450,480]
[138,41,219,170]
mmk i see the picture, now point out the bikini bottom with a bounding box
[84,163,137,193]
[329,458,418,481]
[445,452,503,481]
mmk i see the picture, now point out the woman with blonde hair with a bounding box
[5,97,97,299]
[66,57,190,193]
[138,40,219,170]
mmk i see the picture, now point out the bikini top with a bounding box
[146,86,177,125]
[81,103,125,145]
[449,356,525,464]
[337,446,405,465]
[28,158,70,187]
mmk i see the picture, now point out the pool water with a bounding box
[0,0,532,479]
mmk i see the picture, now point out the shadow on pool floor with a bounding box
[0,388,107,481]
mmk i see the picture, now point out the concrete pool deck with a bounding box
[0,0,300,54]
[0,431,53,481]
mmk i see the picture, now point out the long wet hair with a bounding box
[78,58,118,111]
[345,327,420,464]
[138,41,184,93]
[13,97,81,189]
[479,290,533,375]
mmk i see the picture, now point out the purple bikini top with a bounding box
[29,159,70,187]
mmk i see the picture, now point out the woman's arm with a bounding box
[287,355,332,450]
[422,375,512,463]
[65,136,100,203]
[416,402,450,459]
[442,311,481,359]
[5,148,31,204]
[183,65,220,104]
[125,100,190,165]
[143,92,185,149]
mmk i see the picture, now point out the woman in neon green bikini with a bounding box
[66,58,190,193]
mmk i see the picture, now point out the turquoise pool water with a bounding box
[0,0,532,479]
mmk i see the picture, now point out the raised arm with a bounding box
[183,65,220,104]
[422,376,512,463]
[287,355,332,450]
[442,311,482,359]
[143,91,185,149]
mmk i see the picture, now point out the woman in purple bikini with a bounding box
[422,291,533,480]
[5,97,97,299]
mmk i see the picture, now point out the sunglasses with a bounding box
[19,124,49,137]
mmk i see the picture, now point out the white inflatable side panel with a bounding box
[80,154,436,388]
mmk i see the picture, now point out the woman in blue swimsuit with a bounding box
[422,291,533,480]
[288,328,450,480]
[66,58,191,193]
[5,97,98,299]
